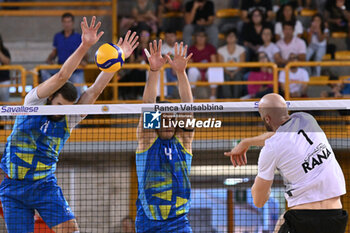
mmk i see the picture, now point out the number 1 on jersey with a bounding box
[298,129,313,145]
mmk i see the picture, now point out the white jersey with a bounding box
[258,112,346,207]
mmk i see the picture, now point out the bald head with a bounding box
[258,94,289,131]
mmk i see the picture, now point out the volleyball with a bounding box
[95,43,125,73]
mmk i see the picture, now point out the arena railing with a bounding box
[284,61,350,100]
[0,65,26,105]
[0,0,118,43]
[34,62,279,104]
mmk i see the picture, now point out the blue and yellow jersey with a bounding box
[0,115,70,181]
[136,136,193,221]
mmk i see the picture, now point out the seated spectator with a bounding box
[324,0,350,35]
[188,29,218,99]
[119,27,150,100]
[321,77,350,97]
[258,27,282,63]
[276,21,307,66]
[277,0,317,10]
[161,29,178,98]
[240,0,274,23]
[42,13,87,96]
[342,78,350,96]
[306,13,329,77]
[275,3,304,41]
[217,28,245,98]
[244,52,274,98]
[0,34,11,103]
[241,8,273,61]
[279,53,309,97]
[183,0,219,47]
[121,0,158,34]
[157,0,183,31]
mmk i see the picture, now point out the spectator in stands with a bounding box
[42,13,87,96]
[276,21,307,66]
[321,77,350,98]
[240,0,274,23]
[258,27,283,63]
[161,29,178,98]
[121,0,158,34]
[306,13,329,77]
[188,28,217,99]
[157,0,183,31]
[275,3,304,41]
[341,78,350,96]
[217,28,245,98]
[119,27,151,100]
[183,0,219,47]
[0,34,11,102]
[279,53,309,97]
[324,0,350,48]
[243,52,274,99]
[324,0,350,32]
[277,0,314,10]
[121,216,135,233]
[241,8,273,61]
[132,0,158,33]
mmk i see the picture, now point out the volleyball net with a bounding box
[0,100,349,233]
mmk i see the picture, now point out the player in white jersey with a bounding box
[225,93,348,233]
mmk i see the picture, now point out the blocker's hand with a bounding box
[117,30,139,59]
[224,140,249,167]
[165,42,192,74]
[81,16,104,47]
[146,40,167,72]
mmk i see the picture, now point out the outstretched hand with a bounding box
[81,16,104,47]
[224,140,249,167]
[117,30,139,59]
[145,40,167,71]
[165,42,192,74]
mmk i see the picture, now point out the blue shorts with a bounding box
[136,209,192,233]
[0,175,75,233]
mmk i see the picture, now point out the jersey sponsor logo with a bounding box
[302,143,332,173]
[40,120,50,133]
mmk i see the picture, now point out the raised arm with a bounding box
[36,16,104,99]
[143,40,167,103]
[165,42,194,149]
[224,132,275,167]
[136,40,167,150]
[77,31,139,105]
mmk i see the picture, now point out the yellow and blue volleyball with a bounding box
[95,43,125,73]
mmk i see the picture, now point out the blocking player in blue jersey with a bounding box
[135,40,194,232]
[0,17,139,233]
